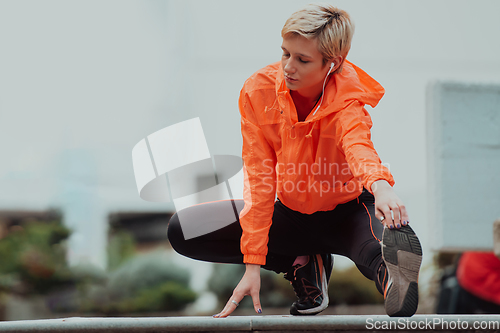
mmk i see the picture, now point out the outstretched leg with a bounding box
[381,225,422,317]
[337,189,422,317]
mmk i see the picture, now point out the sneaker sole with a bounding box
[291,255,330,315]
[382,225,422,317]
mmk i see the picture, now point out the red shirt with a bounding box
[456,252,500,305]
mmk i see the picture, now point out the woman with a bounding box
[168,4,422,318]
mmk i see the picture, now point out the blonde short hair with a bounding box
[281,3,354,72]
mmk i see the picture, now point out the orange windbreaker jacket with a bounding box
[238,60,395,266]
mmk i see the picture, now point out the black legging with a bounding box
[167,189,384,291]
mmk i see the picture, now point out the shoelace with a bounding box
[285,265,307,299]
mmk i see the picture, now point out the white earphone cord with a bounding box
[312,63,334,116]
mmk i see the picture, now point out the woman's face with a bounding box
[281,35,330,98]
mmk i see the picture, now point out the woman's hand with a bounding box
[213,263,262,318]
[371,180,409,229]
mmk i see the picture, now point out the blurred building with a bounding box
[109,212,172,253]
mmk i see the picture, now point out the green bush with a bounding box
[107,281,197,313]
[0,220,197,314]
[207,264,243,305]
[80,251,197,313]
[207,264,296,308]
[107,231,136,271]
[107,251,191,299]
[0,220,73,294]
[328,266,383,305]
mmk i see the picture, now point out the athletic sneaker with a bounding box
[381,224,423,317]
[284,254,333,315]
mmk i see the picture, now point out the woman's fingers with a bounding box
[391,203,401,228]
[373,186,410,229]
[378,207,394,229]
[251,288,262,314]
[214,264,262,318]
[378,203,410,229]
[400,203,410,226]
[214,295,242,318]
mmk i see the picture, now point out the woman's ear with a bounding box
[331,55,343,72]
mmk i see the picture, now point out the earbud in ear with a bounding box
[326,62,335,75]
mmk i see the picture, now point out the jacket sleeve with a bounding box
[337,101,395,193]
[238,90,277,266]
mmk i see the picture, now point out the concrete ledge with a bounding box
[0,315,500,332]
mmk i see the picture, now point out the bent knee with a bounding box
[167,213,186,254]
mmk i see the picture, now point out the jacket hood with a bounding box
[275,60,385,121]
